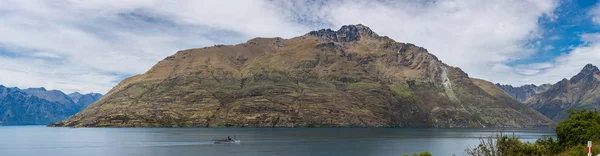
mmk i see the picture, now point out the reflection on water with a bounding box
[0,126,555,156]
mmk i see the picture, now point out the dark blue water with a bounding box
[0,126,555,156]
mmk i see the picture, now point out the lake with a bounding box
[0,126,555,156]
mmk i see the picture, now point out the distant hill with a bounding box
[496,83,551,102]
[0,85,102,125]
[54,24,552,128]
[526,64,600,121]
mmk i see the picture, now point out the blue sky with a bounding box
[0,0,600,93]
[511,0,597,65]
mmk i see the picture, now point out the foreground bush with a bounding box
[465,109,600,156]
[555,140,600,156]
[465,132,551,156]
[556,109,600,148]
[534,136,562,154]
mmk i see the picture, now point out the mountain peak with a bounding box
[308,24,380,42]
[570,64,600,83]
[582,64,599,74]
[25,87,47,91]
[337,24,372,33]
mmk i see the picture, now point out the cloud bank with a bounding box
[3,0,597,93]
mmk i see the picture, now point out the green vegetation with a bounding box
[390,82,413,97]
[465,132,552,156]
[556,109,600,147]
[402,151,432,156]
[465,109,600,156]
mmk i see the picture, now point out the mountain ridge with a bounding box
[496,83,552,102]
[527,64,600,121]
[0,85,103,125]
[1,85,69,125]
[52,24,553,128]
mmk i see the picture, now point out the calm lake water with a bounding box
[0,126,555,156]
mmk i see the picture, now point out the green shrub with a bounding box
[402,151,432,156]
[557,143,600,156]
[464,109,600,155]
[534,136,562,154]
[556,109,600,147]
[465,132,551,156]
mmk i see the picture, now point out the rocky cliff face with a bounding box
[52,24,553,128]
[527,64,600,121]
[496,84,551,102]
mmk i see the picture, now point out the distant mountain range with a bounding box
[496,84,552,102]
[527,64,600,121]
[497,64,600,121]
[53,24,553,128]
[0,86,102,125]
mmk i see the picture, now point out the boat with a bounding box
[213,135,241,144]
[212,139,240,144]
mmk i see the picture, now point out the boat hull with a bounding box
[213,140,240,144]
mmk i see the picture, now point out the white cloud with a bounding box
[543,45,554,51]
[590,2,600,24]
[582,33,600,43]
[505,32,600,85]
[0,0,309,93]
[499,3,600,86]
[0,56,120,94]
[535,34,600,79]
[31,52,62,58]
[513,62,553,76]
[0,0,580,93]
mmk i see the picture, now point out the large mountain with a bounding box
[527,64,600,121]
[52,24,553,128]
[0,86,103,125]
[496,84,551,102]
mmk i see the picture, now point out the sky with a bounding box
[0,0,600,94]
